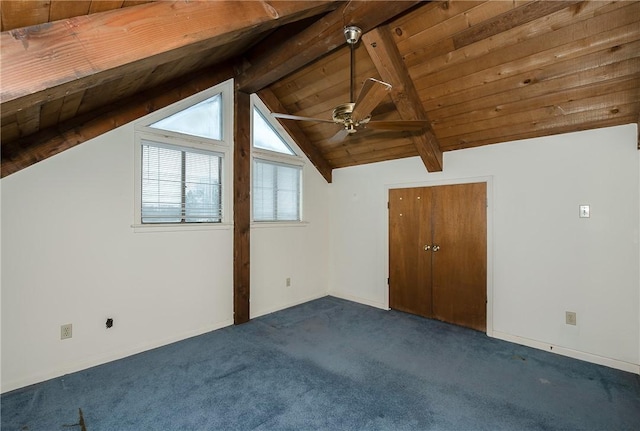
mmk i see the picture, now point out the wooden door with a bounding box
[388,182,487,331]
[431,183,486,331]
[388,188,432,316]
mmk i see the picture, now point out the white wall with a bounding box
[250,165,330,318]
[2,121,637,392]
[249,94,330,319]
[329,124,640,373]
[1,117,330,393]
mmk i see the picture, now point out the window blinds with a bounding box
[253,159,301,221]
[141,143,222,223]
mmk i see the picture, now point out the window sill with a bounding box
[131,223,233,233]
[251,221,309,229]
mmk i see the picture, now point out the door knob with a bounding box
[423,245,431,251]
[432,245,440,252]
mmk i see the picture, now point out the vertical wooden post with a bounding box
[234,90,251,324]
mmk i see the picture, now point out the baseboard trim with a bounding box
[250,293,328,319]
[1,318,234,394]
[491,330,640,374]
[328,291,389,311]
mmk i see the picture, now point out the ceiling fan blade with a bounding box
[365,120,430,131]
[327,128,350,144]
[272,113,335,123]
[351,78,392,122]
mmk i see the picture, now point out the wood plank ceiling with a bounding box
[1,0,639,179]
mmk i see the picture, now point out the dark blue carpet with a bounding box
[2,296,639,430]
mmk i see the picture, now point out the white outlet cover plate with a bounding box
[61,324,73,339]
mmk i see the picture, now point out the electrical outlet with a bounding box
[565,311,577,326]
[61,323,73,340]
[286,277,291,287]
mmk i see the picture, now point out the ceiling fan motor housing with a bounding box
[333,102,370,132]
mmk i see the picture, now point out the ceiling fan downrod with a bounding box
[344,25,362,104]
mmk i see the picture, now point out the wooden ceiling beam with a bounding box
[362,26,443,172]
[236,1,420,94]
[257,88,333,183]
[0,0,337,118]
[1,63,235,178]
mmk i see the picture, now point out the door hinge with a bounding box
[387,277,390,284]
[387,201,389,209]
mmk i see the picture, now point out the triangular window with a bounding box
[252,107,295,155]
[149,93,223,141]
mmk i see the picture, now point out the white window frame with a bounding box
[250,93,306,226]
[133,79,234,232]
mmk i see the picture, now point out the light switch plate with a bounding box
[579,205,590,218]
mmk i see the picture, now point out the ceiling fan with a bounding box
[271,26,430,143]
